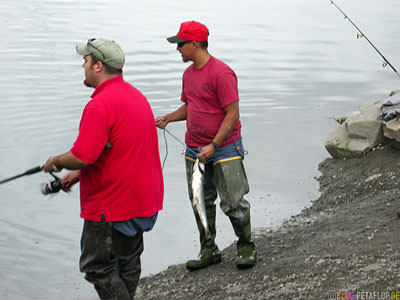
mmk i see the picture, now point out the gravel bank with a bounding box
[136,144,400,300]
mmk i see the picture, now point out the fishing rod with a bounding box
[330,0,400,79]
[0,165,44,185]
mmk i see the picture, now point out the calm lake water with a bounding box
[1,0,399,299]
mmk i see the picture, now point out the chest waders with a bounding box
[185,155,257,270]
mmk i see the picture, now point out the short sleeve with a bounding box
[71,105,109,164]
[216,71,239,108]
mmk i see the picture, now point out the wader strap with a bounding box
[234,141,244,159]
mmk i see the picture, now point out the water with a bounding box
[0,0,399,299]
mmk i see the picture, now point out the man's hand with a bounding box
[61,170,80,191]
[197,144,216,163]
[43,155,63,173]
[155,115,169,129]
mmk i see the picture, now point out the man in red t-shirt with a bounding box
[43,38,163,299]
[156,21,257,271]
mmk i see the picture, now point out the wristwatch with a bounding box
[211,141,220,151]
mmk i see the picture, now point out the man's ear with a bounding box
[94,61,103,73]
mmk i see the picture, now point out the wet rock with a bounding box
[325,101,384,159]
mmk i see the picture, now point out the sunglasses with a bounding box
[87,38,105,59]
[177,40,192,48]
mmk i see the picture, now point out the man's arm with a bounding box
[212,101,240,146]
[155,104,187,129]
[197,101,240,162]
[43,151,89,173]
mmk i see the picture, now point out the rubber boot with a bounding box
[185,246,221,272]
[213,159,256,269]
[230,216,257,269]
[186,204,221,271]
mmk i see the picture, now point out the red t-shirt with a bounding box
[181,56,241,147]
[71,75,163,222]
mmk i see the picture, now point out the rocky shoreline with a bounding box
[136,144,400,300]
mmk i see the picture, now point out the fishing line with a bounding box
[161,128,197,170]
[330,0,400,79]
[161,129,168,170]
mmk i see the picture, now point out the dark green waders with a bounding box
[79,221,144,300]
[185,157,257,271]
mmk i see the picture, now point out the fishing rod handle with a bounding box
[24,165,44,175]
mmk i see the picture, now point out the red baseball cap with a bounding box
[167,21,209,43]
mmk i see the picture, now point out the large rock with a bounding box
[325,101,384,159]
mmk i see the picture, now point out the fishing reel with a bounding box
[40,173,67,195]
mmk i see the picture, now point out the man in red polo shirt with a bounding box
[156,21,257,271]
[43,38,163,300]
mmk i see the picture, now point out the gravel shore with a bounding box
[136,144,400,300]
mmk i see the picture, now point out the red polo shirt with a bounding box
[71,75,163,222]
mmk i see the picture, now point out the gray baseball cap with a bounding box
[76,38,125,70]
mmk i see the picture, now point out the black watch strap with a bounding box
[211,141,220,151]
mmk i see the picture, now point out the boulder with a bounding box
[325,101,384,159]
[390,90,400,96]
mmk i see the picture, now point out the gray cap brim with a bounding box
[76,44,91,56]
[166,35,188,43]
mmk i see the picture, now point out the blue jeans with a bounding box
[185,136,245,164]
